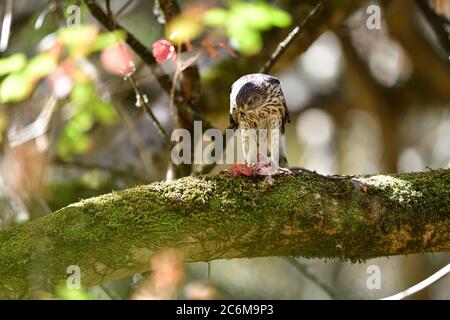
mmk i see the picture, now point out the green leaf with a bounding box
[0,53,27,76]
[167,15,204,44]
[205,1,292,55]
[57,288,92,300]
[270,9,292,28]
[71,134,91,154]
[70,83,94,108]
[203,8,228,26]
[91,100,118,124]
[24,54,57,78]
[70,111,94,132]
[57,25,99,55]
[58,25,97,47]
[232,3,272,30]
[58,119,92,158]
[232,28,262,55]
[91,30,127,52]
[0,73,33,103]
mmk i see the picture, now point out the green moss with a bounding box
[0,169,449,298]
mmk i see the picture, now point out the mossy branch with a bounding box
[0,169,449,298]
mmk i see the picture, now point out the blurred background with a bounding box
[0,0,449,299]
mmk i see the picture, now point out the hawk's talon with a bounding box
[223,155,291,178]
[278,167,292,175]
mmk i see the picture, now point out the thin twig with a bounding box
[207,261,212,282]
[157,0,203,123]
[289,167,354,180]
[415,0,450,57]
[83,0,173,92]
[170,53,202,128]
[53,157,147,183]
[284,257,338,299]
[260,0,329,74]
[0,0,13,52]
[113,102,156,178]
[99,68,214,130]
[99,284,124,300]
[116,0,134,17]
[381,263,450,300]
[169,42,184,127]
[52,0,66,25]
[126,75,172,146]
[105,0,113,22]
[84,0,210,146]
[157,0,203,115]
[84,1,172,147]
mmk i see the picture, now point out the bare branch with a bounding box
[260,0,329,74]
[415,0,450,57]
[284,257,338,299]
[52,157,147,184]
[126,75,172,145]
[381,263,450,300]
[83,0,173,93]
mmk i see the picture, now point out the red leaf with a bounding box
[224,163,254,177]
[100,43,135,76]
[218,42,237,58]
[48,68,73,99]
[48,59,76,99]
[152,39,177,63]
[201,39,220,59]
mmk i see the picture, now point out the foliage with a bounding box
[0,25,123,158]
[57,82,118,158]
[204,1,292,54]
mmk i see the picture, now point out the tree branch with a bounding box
[161,0,202,107]
[52,157,147,184]
[284,257,337,299]
[381,262,450,300]
[83,0,172,92]
[415,0,450,57]
[0,169,449,298]
[84,0,206,176]
[126,75,172,145]
[260,0,328,74]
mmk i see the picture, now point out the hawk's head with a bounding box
[230,73,282,113]
[229,73,287,130]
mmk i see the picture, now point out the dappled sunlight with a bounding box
[299,32,342,88]
[0,0,448,302]
[359,175,423,204]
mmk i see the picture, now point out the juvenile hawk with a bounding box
[230,73,290,167]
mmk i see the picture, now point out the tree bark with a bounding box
[0,169,449,298]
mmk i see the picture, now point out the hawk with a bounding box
[230,73,290,167]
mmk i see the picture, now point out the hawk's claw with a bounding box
[278,167,292,175]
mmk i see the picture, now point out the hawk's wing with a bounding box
[229,112,238,129]
[280,89,290,134]
[265,76,290,124]
[229,79,242,129]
